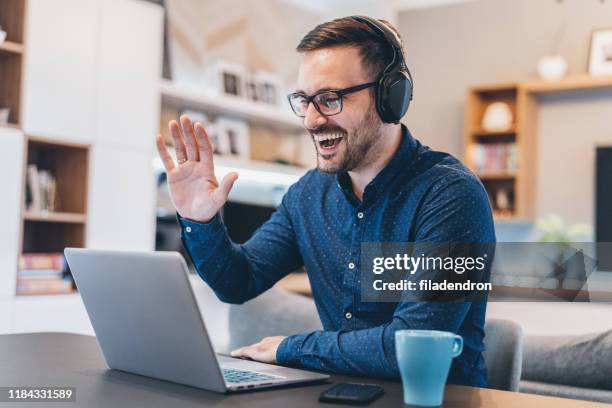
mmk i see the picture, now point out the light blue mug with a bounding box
[395,330,463,407]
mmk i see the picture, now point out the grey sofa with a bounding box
[228,288,612,403]
[520,331,612,403]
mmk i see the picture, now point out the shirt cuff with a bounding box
[276,333,307,367]
[177,212,224,239]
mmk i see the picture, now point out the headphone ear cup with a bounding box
[377,72,412,124]
[374,77,388,123]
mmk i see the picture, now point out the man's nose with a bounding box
[303,102,327,130]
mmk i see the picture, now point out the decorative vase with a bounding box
[537,56,568,80]
[482,102,513,132]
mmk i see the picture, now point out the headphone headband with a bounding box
[350,15,407,73]
[349,15,414,124]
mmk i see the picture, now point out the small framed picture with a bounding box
[245,74,260,102]
[588,28,612,76]
[206,60,247,98]
[215,117,250,159]
[254,70,282,106]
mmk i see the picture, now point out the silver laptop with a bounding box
[64,248,329,393]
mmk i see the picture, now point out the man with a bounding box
[155,16,494,386]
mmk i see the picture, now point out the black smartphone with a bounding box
[318,383,384,405]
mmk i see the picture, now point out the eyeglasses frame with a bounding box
[287,81,378,117]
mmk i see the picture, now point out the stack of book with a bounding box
[470,143,518,174]
[17,253,74,295]
[25,164,57,212]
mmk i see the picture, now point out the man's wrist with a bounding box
[276,334,304,366]
[177,212,225,241]
[176,212,220,225]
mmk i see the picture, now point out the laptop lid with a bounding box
[64,248,227,393]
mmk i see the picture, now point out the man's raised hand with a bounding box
[155,115,238,223]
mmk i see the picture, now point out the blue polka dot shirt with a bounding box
[179,125,495,387]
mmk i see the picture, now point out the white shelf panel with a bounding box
[152,155,308,208]
[216,158,306,207]
[213,156,307,185]
[160,79,304,134]
[0,127,24,297]
[152,154,307,185]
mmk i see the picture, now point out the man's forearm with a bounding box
[277,326,397,379]
[179,214,257,303]
[178,194,304,304]
[276,301,473,379]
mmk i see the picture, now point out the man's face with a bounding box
[296,46,384,173]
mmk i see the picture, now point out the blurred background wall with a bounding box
[399,0,612,226]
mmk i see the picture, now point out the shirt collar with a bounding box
[336,124,417,200]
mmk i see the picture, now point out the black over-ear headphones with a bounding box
[351,16,413,124]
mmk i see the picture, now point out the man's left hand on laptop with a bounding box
[230,336,286,364]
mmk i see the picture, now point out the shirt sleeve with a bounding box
[276,300,473,379]
[179,183,304,304]
[277,172,495,380]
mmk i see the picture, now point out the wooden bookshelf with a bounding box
[469,125,517,136]
[521,74,612,93]
[0,122,20,129]
[464,74,612,221]
[17,136,90,296]
[23,211,87,224]
[0,41,24,54]
[0,0,90,296]
[0,0,26,44]
[0,0,26,127]
[465,84,520,218]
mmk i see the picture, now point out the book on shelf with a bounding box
[19,253,65,270]
[16,277,74,295]
[17,253,73,295]
[469,143,518,174]
[25,164,57,212]
[18,270,65,279]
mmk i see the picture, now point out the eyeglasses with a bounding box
[287,81,377,117]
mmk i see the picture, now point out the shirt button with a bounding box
[345,312,353,320]
[185,226,192,233]
[348,262,355,269]
[357,212,364,219]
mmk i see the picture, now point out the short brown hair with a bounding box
[296,16,403,81]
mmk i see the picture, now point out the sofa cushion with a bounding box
[522,330,612,391]
[520,380,612,404]
[228,287,322,351]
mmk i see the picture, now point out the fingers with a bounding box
[156,134,175,172]
[194,122,214,171]
[179,115,200,161]
[230,337,279,364]
[169,120,188,162]
[214,172,239,204]
[230,343,257,359]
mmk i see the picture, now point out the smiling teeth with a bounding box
[314,132,344,142]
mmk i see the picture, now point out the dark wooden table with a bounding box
[0,333,607,407]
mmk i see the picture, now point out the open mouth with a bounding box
[313,132,345,152]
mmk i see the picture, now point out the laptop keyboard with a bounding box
[222,367,282,384]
